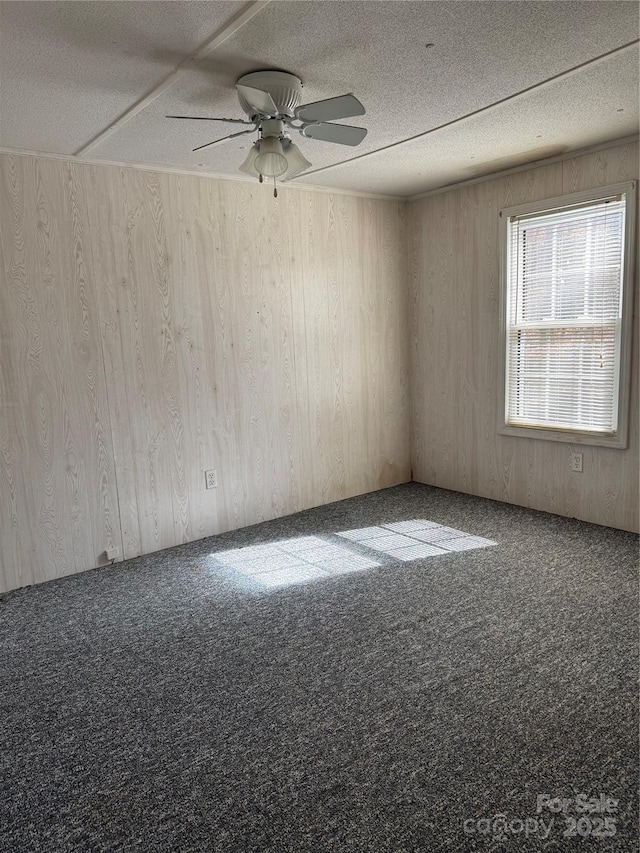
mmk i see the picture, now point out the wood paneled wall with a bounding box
[2,140,635,594]
[408,141,639,532]
[0,156,121,591]
[0,154,410,592]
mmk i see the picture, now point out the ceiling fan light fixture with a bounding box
[280,142,312,180]
[254,137,288,178]
[239,139,312,183]
[239,143,260,177]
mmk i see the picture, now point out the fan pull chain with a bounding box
[273,177,278,198]
[259,174,263,183]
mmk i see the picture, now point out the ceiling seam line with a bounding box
[298,38,640,181]
[74,0,271,158]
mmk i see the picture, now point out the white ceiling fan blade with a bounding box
[296,94,365,123]
[193,128,255,153]
[236,84,278,116]
[167,115,253,125]
[302,123,367,146]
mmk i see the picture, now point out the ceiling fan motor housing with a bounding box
[237,70,303,118]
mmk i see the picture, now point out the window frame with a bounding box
[498,181,636,449]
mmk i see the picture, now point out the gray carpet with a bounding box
[1,483,637,852]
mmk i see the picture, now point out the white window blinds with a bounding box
[505,195,626,435]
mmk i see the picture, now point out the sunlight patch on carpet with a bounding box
[337,520,496,561]
[214,538,380,587]
[213,520,496,588]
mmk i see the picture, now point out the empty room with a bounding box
[0,1,638,850]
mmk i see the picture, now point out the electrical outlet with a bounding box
[205,469,217,490]
[569,451,583,473]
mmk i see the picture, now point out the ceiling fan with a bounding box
[167,70,367,194]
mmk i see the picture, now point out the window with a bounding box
[499,182,636,448]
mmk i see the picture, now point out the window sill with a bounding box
[498,423,628,449]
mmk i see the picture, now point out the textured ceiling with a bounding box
[0,2,245,155]
[0,1,638,197]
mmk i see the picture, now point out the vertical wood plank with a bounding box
[0,155,121,590]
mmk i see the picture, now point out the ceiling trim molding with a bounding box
[2,138,635,203]
[0,147,403,202]
[74,0,271,158]
[407,135,640,201]
[301,38,639,182]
